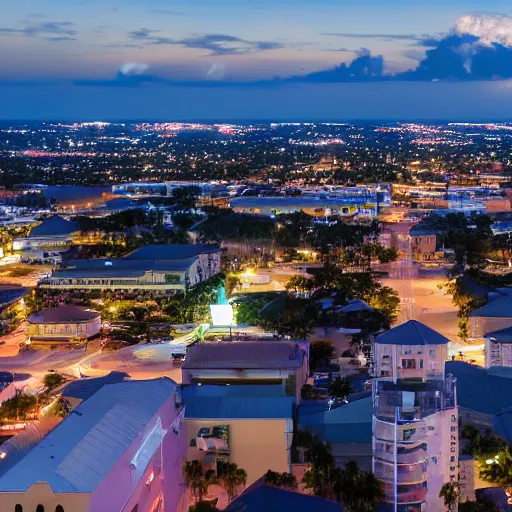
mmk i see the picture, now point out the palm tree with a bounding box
[264,470,298,490]
[183,460,208,504]
[479,446,512,496]
[216,460,247,503]
[439,481,459,512]
[333,461,384,512]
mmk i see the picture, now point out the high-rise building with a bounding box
[372,320,458,512]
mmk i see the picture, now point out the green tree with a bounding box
[328,377,352,399]
[183,460,208,504]
[439,482,459,511]
[285,275,315,295]
[264,470,298,490]
[333,461,384,512]
[216,460,247,503]
[309,339,335,370]
[479,446,512,495]
[188,500,219,512]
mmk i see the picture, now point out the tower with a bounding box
[372,320,458,512]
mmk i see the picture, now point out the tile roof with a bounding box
[182,384,295,419]
[376,320,450,346]
[182,341,305,369]
[0,378,176,493]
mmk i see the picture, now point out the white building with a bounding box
[28,306,101,343]
[372,320,458,512]
[41,244,223,291]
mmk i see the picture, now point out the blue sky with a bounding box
[2,0,512,119]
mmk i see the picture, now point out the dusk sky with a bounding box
[3,0,512,120]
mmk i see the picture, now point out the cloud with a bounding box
[119,62,149,76]
[324,32,428,42]
[0,21,77,38]
[128,29,284,55]
[289,14,512,83]
[454,14,512,47]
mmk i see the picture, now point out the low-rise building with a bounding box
[13,215,79,263]
[230,194,380,219]
[181,341,309,402]
[299,395,373,471]
[28,306,101,344]
[41,244,223,291]
[0,378,186,512]
[182,383,295,486]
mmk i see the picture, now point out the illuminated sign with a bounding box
[209,304,234,326]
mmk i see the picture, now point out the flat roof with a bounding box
[0,378,176,493]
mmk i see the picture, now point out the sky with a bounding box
[2,0,512,120]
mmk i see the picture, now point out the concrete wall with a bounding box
[184,418,292,486]
[88,401,186,512]
[0,482,90,512]
[470,316,512,338]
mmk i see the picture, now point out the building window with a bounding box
[401,359,416,369]
[56,507,64,512]
[36,507,44,512]
[14,506,22,512]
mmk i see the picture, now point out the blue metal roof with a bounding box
[485,326,512,343]
[470,294,512,318]
[0,378,177,493]
[0,287,30,309]
[446,361,512,415]
[299,397,372,444]
[182,384,295,420]
[62,372,128,401]
[226,481,343,512]
[376,320,450,346]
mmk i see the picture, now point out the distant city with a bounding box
[0,119,511,512]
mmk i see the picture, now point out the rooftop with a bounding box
[299,396,372,444]
[226,478,343,512]
[376,320,450,346]
[29,215,78,237]
[0,378,176,493]
[123,244,221,260]
[28,305,100,324]
[182,341,305,370]
[446,361,512,415]
[470,292,512,319]
[61,372,128,402]
[182,384,295,419]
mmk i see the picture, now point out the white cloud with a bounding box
[119,62,149,76]
[454,14,512,47]
[206,63,226,78]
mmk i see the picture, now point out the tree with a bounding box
[183,460,208,504]
[188,500,219,512]
[216,460,247,503]
[459,497,500,512]
[461,425,507,459]
[264,470,298,490]
[285,275,315,295]
[309,339,335,370]
[439,482,459,511]
[479,446,512,495]
[333,461,384,512]
[328,377,352,399]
